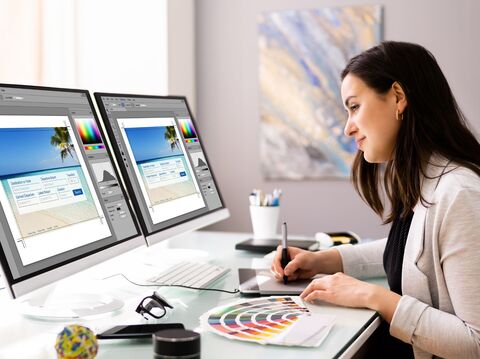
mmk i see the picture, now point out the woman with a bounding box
[271,41,480,358]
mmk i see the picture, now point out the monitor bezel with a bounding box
[94,92,229,244]
[0,83,144,298]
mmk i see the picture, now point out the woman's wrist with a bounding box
[314,248,343,274]
[367,284,401,323]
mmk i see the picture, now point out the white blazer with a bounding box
[337,156,480,358]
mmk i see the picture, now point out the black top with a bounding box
[379,210,415,358]
[384,210,414,295]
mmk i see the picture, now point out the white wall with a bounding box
[0,0,42,83]
[168,0,196,112]
[74,0,169,96]
[195,0,480,238]
[0,0,196,110]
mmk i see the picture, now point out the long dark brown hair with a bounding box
[341,41,480,223]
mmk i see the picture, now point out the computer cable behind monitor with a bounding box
[0,83,144,319]
[103,272,240,294]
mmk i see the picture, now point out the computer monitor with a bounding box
[94,93,229,246]
[0,84,143,316]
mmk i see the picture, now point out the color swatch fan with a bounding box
[200,296,334,347]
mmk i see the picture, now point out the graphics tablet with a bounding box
[238,268,322,296]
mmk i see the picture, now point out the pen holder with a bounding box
[249,205,280,240]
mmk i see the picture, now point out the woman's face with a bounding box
[341,74,404,163]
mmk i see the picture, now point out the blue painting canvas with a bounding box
[258,5,382,179]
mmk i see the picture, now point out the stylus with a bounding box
[281,222,290,285]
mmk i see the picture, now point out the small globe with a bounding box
[55,324,98,359]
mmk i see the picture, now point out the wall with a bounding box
[0,0,196,109]
[73,0,168,96]
[195,0,480,238]
[168,0,196,112]
[0,0,42,83]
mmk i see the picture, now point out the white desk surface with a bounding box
[0,230,387,359]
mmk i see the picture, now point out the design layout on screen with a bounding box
[0,116,111,266]
[117,117,205,224]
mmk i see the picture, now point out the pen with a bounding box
[281,222,290,285]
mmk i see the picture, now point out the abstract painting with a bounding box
[258,5,383,179]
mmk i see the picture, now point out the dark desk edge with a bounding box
[333,312,381,359]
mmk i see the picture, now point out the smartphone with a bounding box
[97,323,184,339]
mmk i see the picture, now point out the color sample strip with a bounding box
[84,145,105,150]
[179,118,198,139]
[185,138,198,143]
[75,118,103,145]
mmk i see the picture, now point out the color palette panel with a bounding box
[179,118,198,139]
[75,118,103,145]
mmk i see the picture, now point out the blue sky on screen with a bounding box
[125,126,182,162]
[0,128,78,177]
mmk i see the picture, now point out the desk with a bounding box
[0,231,387,359]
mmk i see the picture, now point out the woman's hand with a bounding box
[271,246,319,281]
[300,272,401,323]
[300,272,373,307]
[271,247,343,282]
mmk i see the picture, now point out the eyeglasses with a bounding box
[135,292,174,320]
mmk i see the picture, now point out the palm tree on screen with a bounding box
[165,126,180,151]
[50,127,75,162]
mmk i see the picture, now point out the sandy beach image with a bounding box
[124,125,198,206]
[0,127,98,239]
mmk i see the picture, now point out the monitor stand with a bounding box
[17,285,124,320]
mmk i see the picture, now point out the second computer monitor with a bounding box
[94,93,229,245]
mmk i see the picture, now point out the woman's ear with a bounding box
[392,81,407,113]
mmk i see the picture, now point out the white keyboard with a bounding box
[147,262,230,289]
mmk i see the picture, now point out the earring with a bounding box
[396,109,404,121]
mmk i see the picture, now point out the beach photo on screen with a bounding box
[0,127,100,238]
[117,117,205,224]
[125,125,198,204]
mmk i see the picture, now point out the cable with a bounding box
[103,273,240,294]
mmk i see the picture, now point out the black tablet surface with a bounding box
[235,238,319,253]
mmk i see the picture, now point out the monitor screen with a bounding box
[94,93,228,244]
[0,84,142,298]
